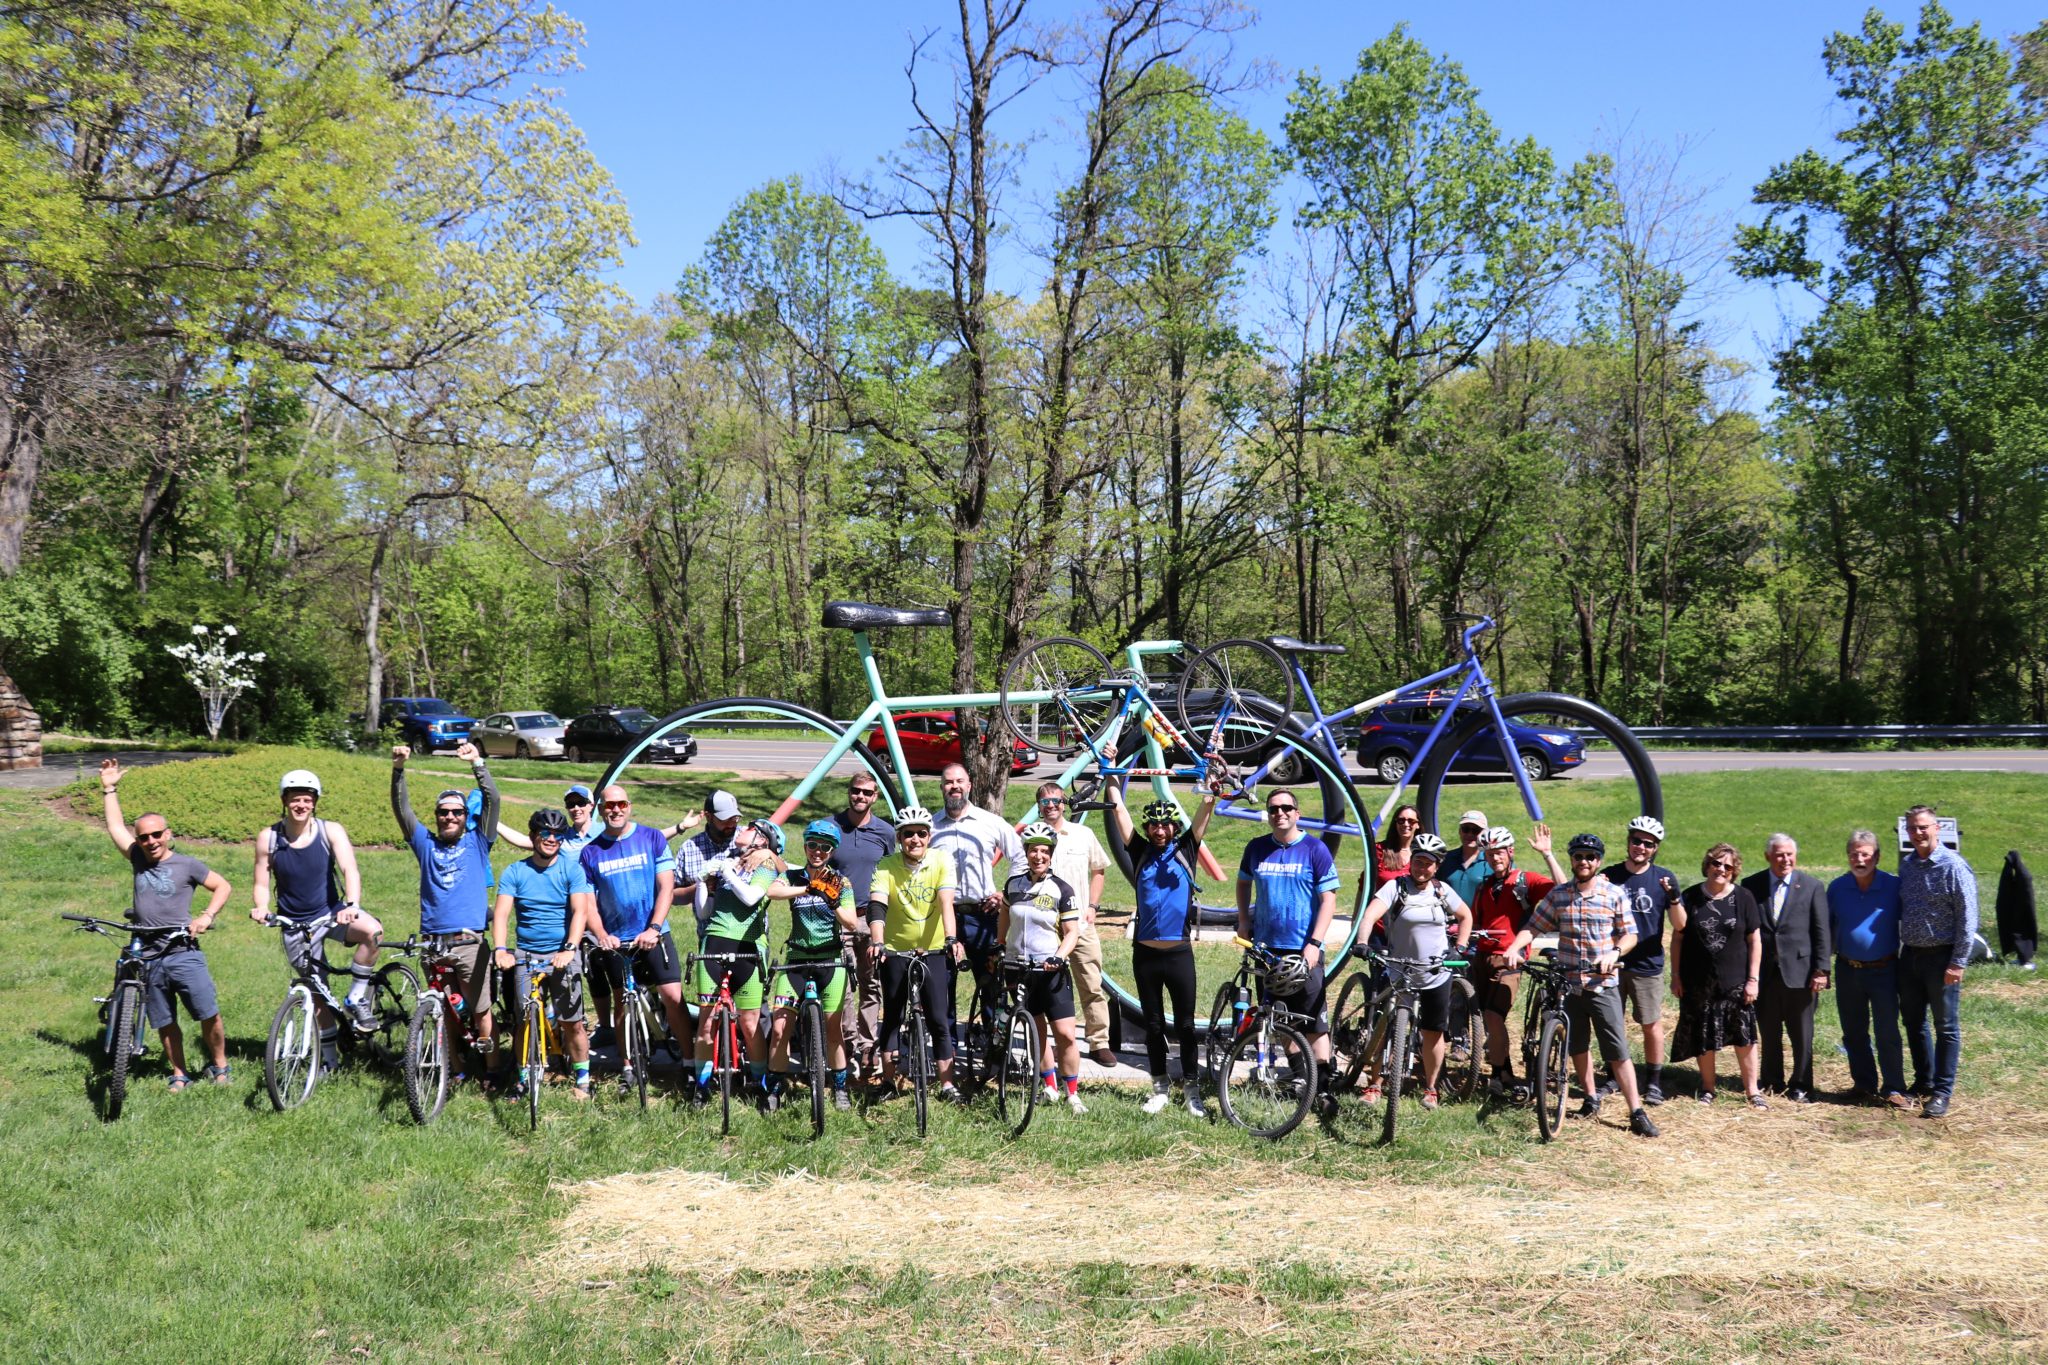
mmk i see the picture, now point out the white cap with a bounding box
[1458,809,1487,830]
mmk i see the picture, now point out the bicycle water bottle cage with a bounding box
[821,601,950,631]
[1264,635,1346,657]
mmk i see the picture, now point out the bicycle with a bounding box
[981,956,1062,1137]
[1207,938,1320,1140]
[585,936,660,1111]
[61,915,196,1120]
[877,947,948,1139]
[768,955,849,1137]
[1330,930,1496,1110]
[1515,948,1574,1142]
[1338,953,1455,1145]
[687,947,763,1137]
[506,951,563,1131]
[400,930,491,1124]
[263,913,420,1113]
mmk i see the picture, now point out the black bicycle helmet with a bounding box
[1141,799,1183,828]
[1567,832,1606,859]
[529,807,572,838]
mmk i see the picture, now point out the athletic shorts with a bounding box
[1467,958,1520,1018]
[956,908,999,961]
[693,933,765,1010]
[278,916,353,975]
[1018,964,1075,1023]
[422,933,493,1013]
[1260,960,1329,1034]
[1621,971,1664,1025]
[142,948,219,1029]
[1566,983,1629,1063]
[773,956,849,1014]
[1414,978,1453,1035]
[502,951,586,1025]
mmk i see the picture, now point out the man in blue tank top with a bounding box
[251,764,382,1050]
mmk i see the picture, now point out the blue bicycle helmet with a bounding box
[802,818,841,848]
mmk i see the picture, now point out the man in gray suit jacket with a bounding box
[1742,833,1833,1100]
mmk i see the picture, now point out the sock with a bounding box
[1060,1074,1078,1097]
[1040,1069,1056,1090]
[1152,1076,1170,1095]
[572,1061,590,1083]
[1646,1063,1663,1089]
[697,1060,713,1087]
[346,965,373,1002]
[770,1068,792,1094]
[831,1068,848,1090]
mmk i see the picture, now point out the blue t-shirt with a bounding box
[1238,833,1338,952]
[1127,830,1199,942]
[499,854,592,953]
[579,823,677,939]
[1602,862,1680,976]
[406,824,495,934]
[1828,869,1901,962]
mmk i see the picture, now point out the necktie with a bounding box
[1771,878,1787,927]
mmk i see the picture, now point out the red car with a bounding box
[867,710,1038,775]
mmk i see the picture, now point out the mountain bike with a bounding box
[688,947,763,1136]
[1331,931,1495,1108]
[1517,949,1574,1141]
[1342,953,1455,1145]
[62,915,196,1121]
[769,955,847,1137]
[586,937,660,1110]
[401,931,492,1124]
[1208,939,1320,1140]
[264,913,420,1113]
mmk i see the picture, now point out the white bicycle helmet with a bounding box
[279,768,323,798]
[1019,820,1058,848]
[894,805,935,832]
[1411,832,1450,862]
[1262,952,1311,995]
[1479,825,1516,851]
[1626,815,1667,843]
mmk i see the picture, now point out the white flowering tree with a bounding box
[166,625,266,740]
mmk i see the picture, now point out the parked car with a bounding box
[867,710,1037,775]
[561,706,697,766]
[380,697,478,753]
[474,710,567,760]
[1354,694,1585,785]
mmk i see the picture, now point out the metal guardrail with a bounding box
[685,716,2048,744]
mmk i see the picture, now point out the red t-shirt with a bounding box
[1471,867,1556,950]
[1373,844,1410,892]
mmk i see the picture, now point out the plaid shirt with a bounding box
[678,829,733,931]
[1526,874,1632,988]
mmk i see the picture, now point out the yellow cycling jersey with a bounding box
[870,853,955,952]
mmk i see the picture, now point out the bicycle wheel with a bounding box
[264,984,319,1112]
[1534,1012,1572,1142]
[1219,1016,1317,1139]
[999,636,1116,759]
[1440,977,1481,1102]
[525,998,545,1131]
[1380,1004,1410,1144]
[369,962,421,1064]
[1412,692,1662,837]
[802,997,827,1138]
[716,1009,734,1137]
[624,995,651,1111]
[105,980,141,1122]
[996,1004,1039,1138]
[1176,638,1294,756]
[1202,981,1236,1089]
[909,1017,931,1138]
[1330,972,1376,1091]
[954,978,987,1098]
[403,997,449,1124]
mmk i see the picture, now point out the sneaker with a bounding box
[832,1087,852,1112]
[342,995,378,1033]
[1570,1096,1599,1121]
[320,1046,340,1073]
[1066,1092,1088,1115]
[760,1087,781,1113]
[1628,1107,1660,1138]
[1594,1077,1618,1101]
[1141,1090,1171,1115]
[1923,1094,1951,1119]
[939,1082,963,1105]
[1420,1089,1440,1111]
[589,1025,616,1050]
[1697,1090,1717,1105]
[1884,1090,1913,1110]
[1643,1083,1665,1106]
[1185,1091,1208,1120]
[1043,1082,1059,1103]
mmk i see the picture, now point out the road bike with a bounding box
[877,947,949,1139]
[983,956,1062,1138]
[263,913,420,1113]
[768,955,848,1137]
[62,914,196,1121]
[585,937,661,1110]
[687,947,763,1136]
[1517,949,1575,1142]
[401,931,492,1124]
[506,951,566,1131]
[1207,938,1320,1140]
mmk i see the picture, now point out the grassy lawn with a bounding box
[9,762,2048,1362]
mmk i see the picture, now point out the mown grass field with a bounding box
[8,759,2048,1362]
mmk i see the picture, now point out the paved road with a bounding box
[0,749,222,790]
[686,736,2048,780]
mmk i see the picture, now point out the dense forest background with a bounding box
[4,1,2046,762]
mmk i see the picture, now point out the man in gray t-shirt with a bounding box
[99,759,233,1088]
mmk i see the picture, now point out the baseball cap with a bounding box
[705,789,741,820]
[564,783,594,805]
[1458,809,1488,830]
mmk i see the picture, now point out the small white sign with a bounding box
[1896,815,1960,853]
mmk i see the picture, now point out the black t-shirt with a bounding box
[1679,884,1761,995]
[1603,861,1681,975]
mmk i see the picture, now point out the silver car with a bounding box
[474,710,567,759]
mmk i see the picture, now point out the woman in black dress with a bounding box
[1669,842,1766,1107]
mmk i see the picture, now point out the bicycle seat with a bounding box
[822,600,951,631]
[1264,634,1346,657]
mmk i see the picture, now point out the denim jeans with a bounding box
[1834,956,1904,1096]
[1899,945,1963,1098]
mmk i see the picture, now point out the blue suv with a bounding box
[1354,696,1584,785]
[380,697,478,753]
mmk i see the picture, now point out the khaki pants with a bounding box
[1070,919,1110,1052]
[841,936,881,1077]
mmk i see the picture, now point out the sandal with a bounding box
[202,1063,232,1086]
[1361,1082,1383,1104]
[1697,1090,1717,1105]
[166,1072,192,1092]
[1746,1092,1769,1110]
[1420,1089,1440,1111]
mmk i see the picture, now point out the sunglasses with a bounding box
[565,799,592,810]
[1395,817,1419,826]
[1266,804,1297,815]
[1706,859,1734,872]
[1038,797,1066,807]
[535,832,563,843]
[805,839,835,851]
[900,829,931,839]
[850,788,878,798]
[1627,835,1658,848]
[435,807,465,817]
[601,801,631,811]
[135,829,167,841]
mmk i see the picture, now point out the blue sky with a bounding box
[553,2,2041,410]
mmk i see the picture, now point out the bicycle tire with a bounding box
[996,1004,1039,1138]
[954,977,987,1097]
[1330,971,1376,1091]
[1219,1016,1316,1139]
[264,984,319,1113]
[1381,1004,1410,1145]
[908,1014,931,1138]
[802,997,827,1138]
[403,997,449,1125]
[106,980,141,1122]
[1534,1012,1571,1142]
[1412,692,1662,837]
[526,997,545,1131]
[1202,981,1236,1089]
[596,696,901,818]
[370,962,421,1064]
[625,996,651,1111]
[717,1008,734,1137]
[1440,976,1481,1102]
[1176,638,1295,756]
[999,636,1116,759]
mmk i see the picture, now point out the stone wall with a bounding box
[0,668,42,770]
